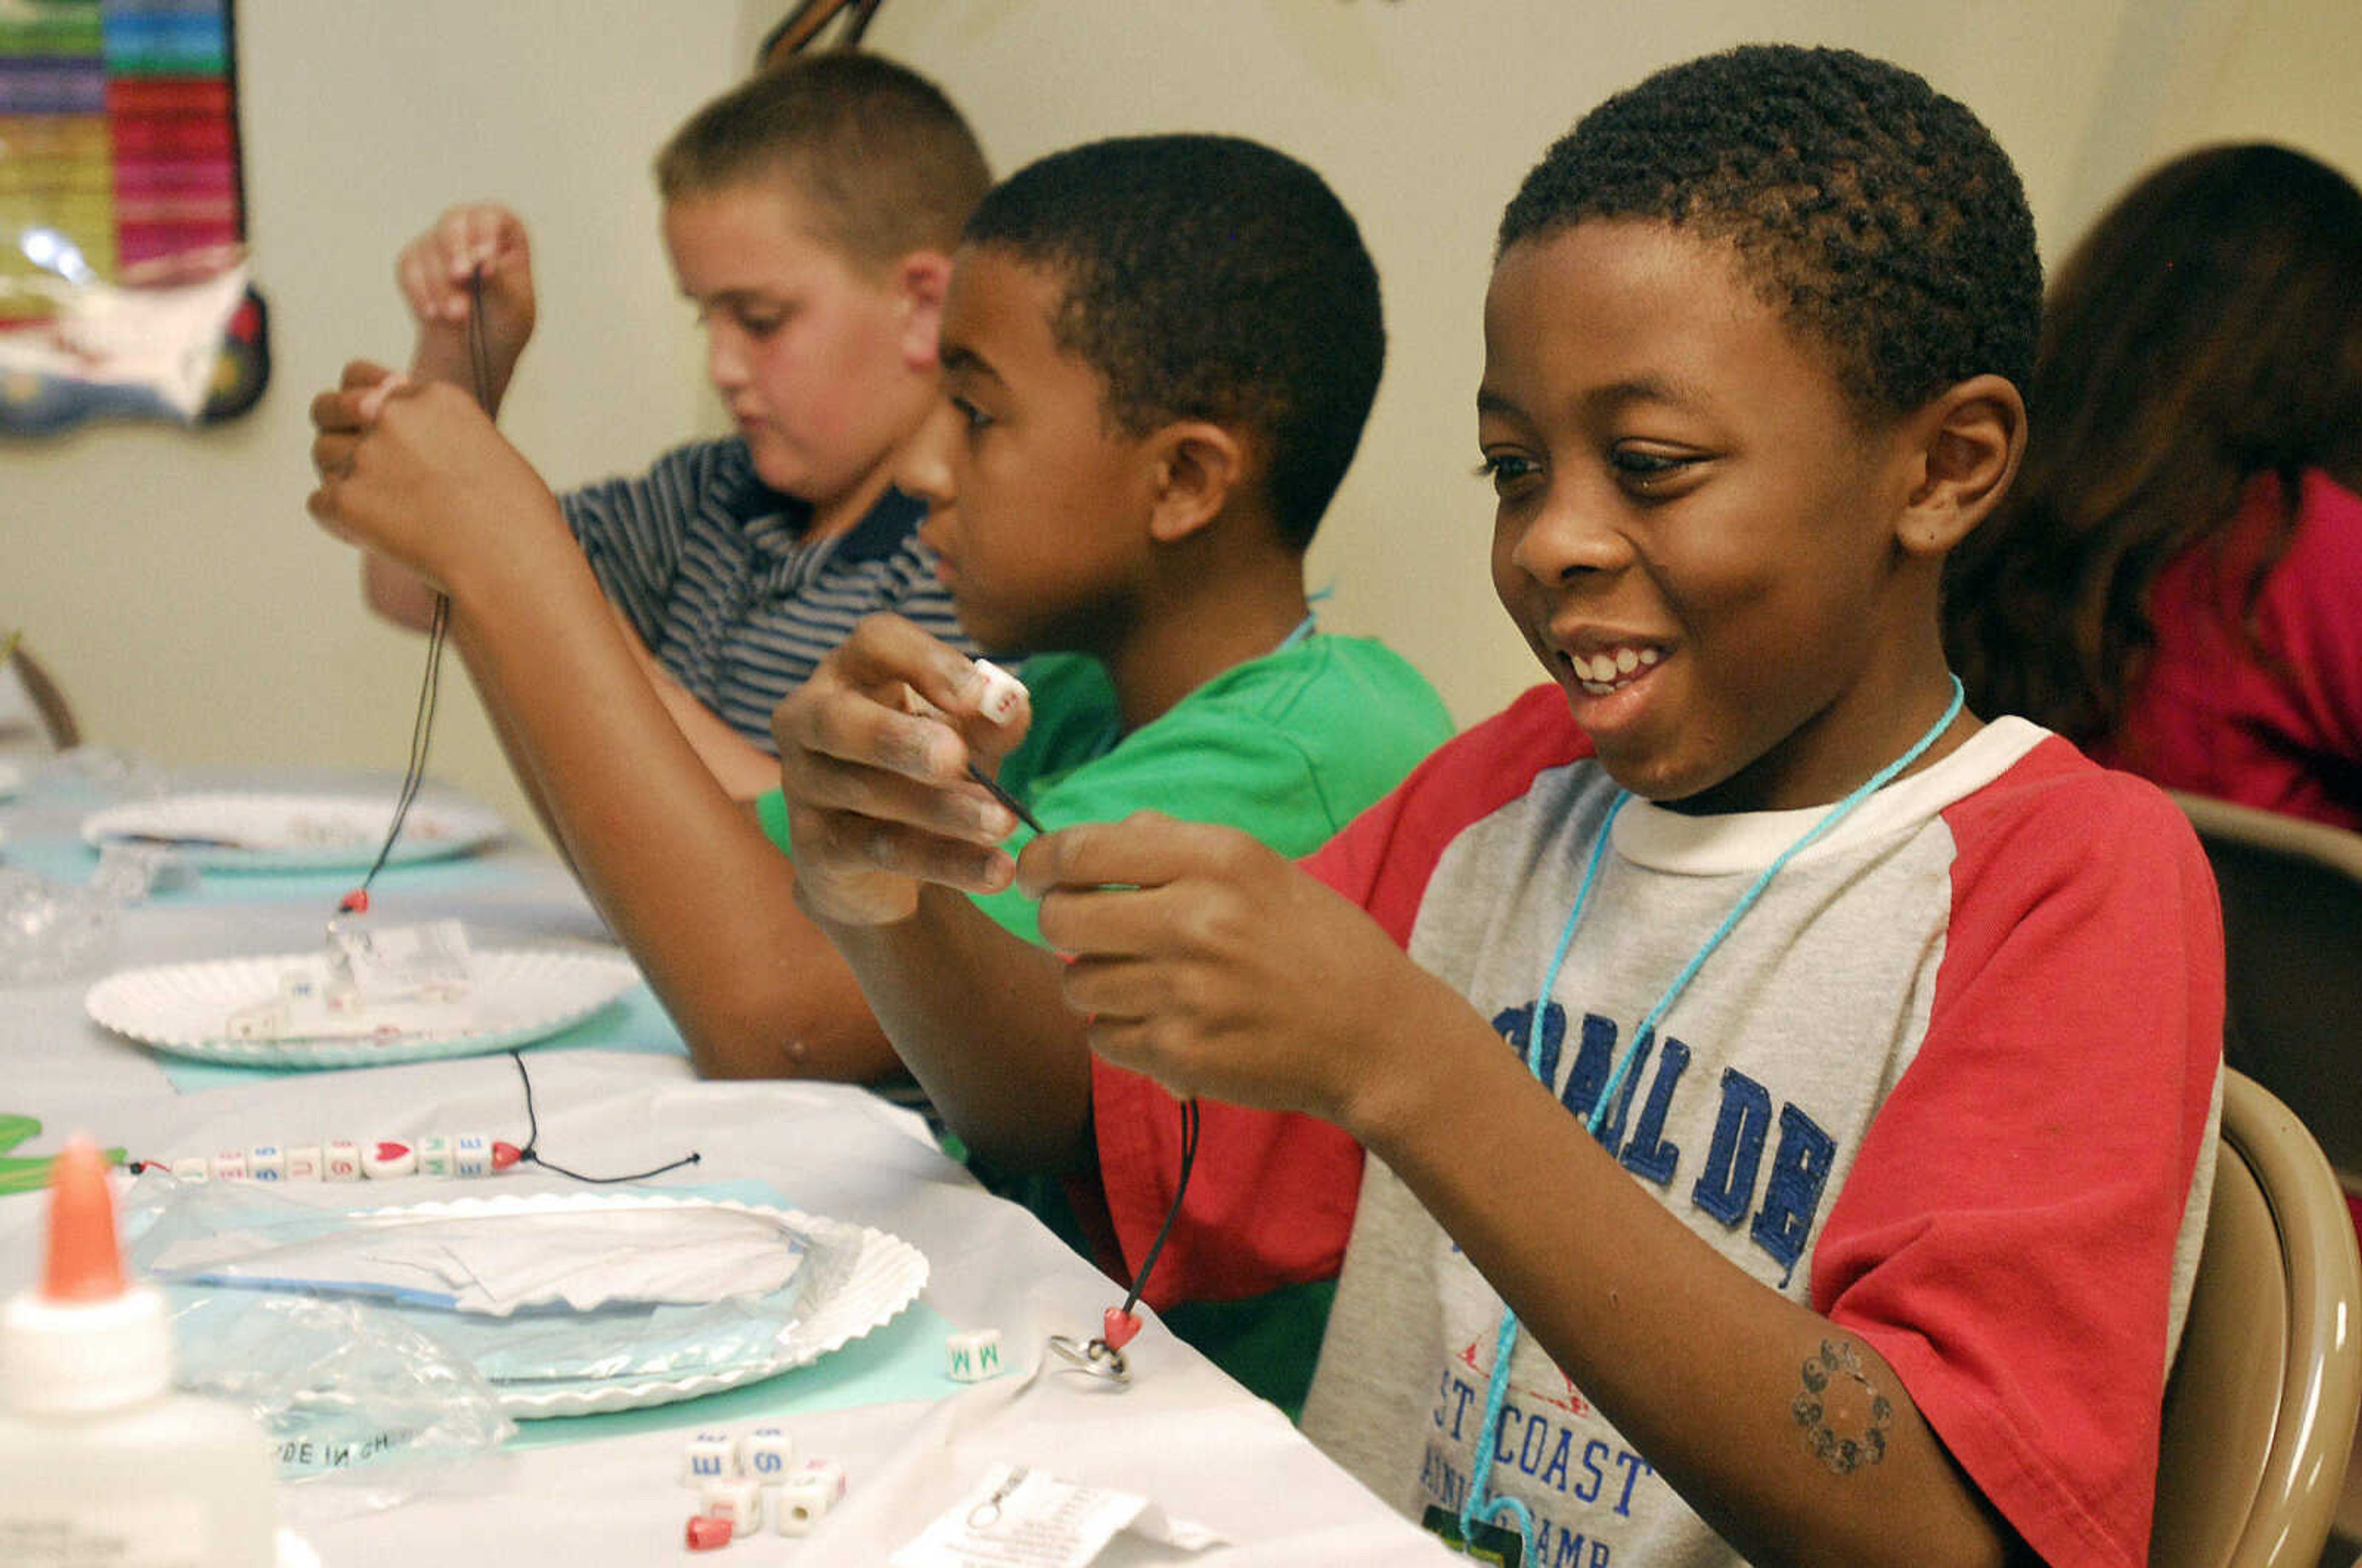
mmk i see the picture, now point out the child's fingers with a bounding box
[830,615,1004,719]
[353,372,412,425]
[1014,813,1231,900]
[800,806,1016,896]
[793,746,1017,845]
[395,243,444,324]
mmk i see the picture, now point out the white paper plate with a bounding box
[0,760,22,801]
[81,791,506,872]
[150,1190,928,1420]
[85,947,641,1067]
[399,1192,932,1418]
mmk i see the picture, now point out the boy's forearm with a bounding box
[814,888,1095,1174]
[1356,1036,2019,1568]
[607,605,785,802]
[440,524,900,1083]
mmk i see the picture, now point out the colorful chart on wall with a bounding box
[0,0,267,433]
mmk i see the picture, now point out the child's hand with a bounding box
[396,203,536,401]
[773,615,1030,926]
[1017,815,1472,1132]
[307,361,561,592]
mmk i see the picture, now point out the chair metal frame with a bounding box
[2151,1070,2362,1568]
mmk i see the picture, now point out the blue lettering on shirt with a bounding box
[1618,1036,1691,1186]
[1752,1103,1837,1287]
[1485,994,1847,1294]
[1692,1068,1773,1226]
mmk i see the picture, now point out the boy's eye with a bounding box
[1608,445,1701,493]
[948,392,994,433]
[1475,452,1539,496]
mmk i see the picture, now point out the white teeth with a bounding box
[1566,645,1662,687]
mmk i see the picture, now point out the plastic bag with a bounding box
[125,1176,818,1391]
[164,1291,517,1519]
[0,866,119,984]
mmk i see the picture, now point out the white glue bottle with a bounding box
[0,1137,277,1566]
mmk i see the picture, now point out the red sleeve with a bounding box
[1089,686,1593,1306]
[1815,741,2224,1568]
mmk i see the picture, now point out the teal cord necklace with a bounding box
[1454,675,1966,1557]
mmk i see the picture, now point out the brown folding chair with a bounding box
[2171,794,2362,1560]
[2151,1070,2362,1568]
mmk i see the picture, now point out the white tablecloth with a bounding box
[0,762,1450,1564]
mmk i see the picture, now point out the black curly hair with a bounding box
[962,134,1385,551]
[1498,44,2040,421]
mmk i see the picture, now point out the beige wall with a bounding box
[7,0,2356,834]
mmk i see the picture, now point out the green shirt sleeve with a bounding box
[754,787,792,853]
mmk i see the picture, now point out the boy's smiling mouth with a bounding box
[1557,641,1665,696]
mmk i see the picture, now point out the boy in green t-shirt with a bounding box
[317,132,1450,1407]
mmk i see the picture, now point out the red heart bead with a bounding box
[1101,1307,1141,1351]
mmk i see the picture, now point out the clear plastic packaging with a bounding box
[163,1292,517,1520]
[0,866,120,984]
[124,1176,819,1397]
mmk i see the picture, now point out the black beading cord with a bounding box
[1118,1096,1199,1318]
[508,1049,701,1184]
[341,271,490,917]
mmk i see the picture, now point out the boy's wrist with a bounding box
[1334,971,1501,1156]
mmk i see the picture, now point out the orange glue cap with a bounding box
[42,1137,128,1303]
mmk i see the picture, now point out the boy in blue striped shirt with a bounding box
[358,54,988,801]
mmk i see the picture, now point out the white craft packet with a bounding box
[891,1461,1225,1568]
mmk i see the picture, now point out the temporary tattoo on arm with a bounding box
[1792,1338,1892,1474]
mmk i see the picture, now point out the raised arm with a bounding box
[362,204,538,636]
[309,370,898,1083]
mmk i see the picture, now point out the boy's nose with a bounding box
[705,326,749,393]
[1509,487,1631,584]
[896,398,960,510]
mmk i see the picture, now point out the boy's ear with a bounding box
[1143,421,1247,546]
[1896,373,2027,557]
[892,251,955,370]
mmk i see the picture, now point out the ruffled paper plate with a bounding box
[81,791,506,872]
[143,1189,928,1419]
[85,947,640,1067]
[432,1193,931,1418]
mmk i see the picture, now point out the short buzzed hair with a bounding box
[963,135,1385,551]
[1499,44,2040,420]
[656,52,990,271]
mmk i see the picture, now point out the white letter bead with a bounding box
[169,1156,210,1182]
[972,659,1028,724]
[284,1145,322,1180]
[698,1478,762,1534]
[415,1135,454,1176]
[945,1327,1004,1382]
[741,1425,794,1479]
[322,1140,362,1181]
[246,1145,285,1182]
[208,1152,248,1182]
[774,1458,846,1535]
[682,1430,738,1489]
[451,1132,493,1177]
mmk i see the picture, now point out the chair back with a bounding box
[2151,1070,2362,1567]
[2173,793,2362,1187]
